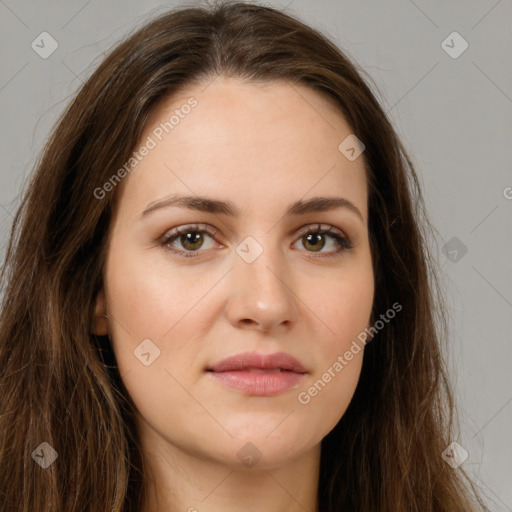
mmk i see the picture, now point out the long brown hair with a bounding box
[0,1,490,510]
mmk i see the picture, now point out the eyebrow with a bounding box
[139,194,364,222]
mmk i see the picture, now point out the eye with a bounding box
[159,223,219,258]
[292,223,353,258]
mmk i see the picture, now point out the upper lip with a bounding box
[207,351,307,373]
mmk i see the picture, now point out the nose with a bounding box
[225,245,300,333]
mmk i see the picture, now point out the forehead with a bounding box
[115,76,368,222]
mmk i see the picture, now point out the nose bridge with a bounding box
[235,232,288,292]
[241,245,281,286]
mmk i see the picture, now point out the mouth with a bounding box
[206,351,307,396]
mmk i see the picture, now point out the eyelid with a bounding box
[294,223,346,239]
[171,223,218,238]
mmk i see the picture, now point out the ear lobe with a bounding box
[92,289,108,336]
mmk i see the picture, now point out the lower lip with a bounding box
[208,370,305,396]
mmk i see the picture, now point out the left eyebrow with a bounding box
[138,194,365,223]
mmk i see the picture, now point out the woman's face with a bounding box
[95,76,374,469]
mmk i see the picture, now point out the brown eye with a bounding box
[160,224,219,258]
[178,231,205,251]
[293,224,353,258]
[302,232,326,252]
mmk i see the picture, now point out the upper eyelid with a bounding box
[296,223,345,237]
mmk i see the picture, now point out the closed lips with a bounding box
[206,351,308,396]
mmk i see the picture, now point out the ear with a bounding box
[92,288,108,336]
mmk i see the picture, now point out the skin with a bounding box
[93,76,374,512]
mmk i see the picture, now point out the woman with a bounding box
[0,1,490,511]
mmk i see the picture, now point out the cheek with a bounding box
[105,242,211,340]
[297,259,373,426]
[103,241,219,389]
[316,258,374,350]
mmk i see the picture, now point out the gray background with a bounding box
[1,0,510,509]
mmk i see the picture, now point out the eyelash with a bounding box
[159,223,353,259]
